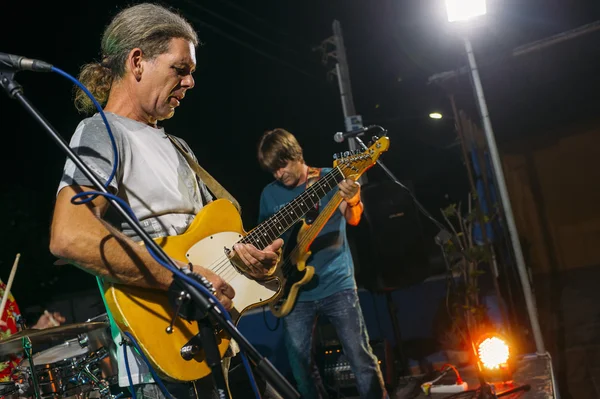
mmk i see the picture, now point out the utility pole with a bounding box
[315,20,367,184]
[316,22,415,382]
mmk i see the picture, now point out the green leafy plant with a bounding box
[437,195,493,354]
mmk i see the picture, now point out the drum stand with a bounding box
[1,62,300,399]
[22,336,42,399]
[78,348,113,399]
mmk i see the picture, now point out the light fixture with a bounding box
[439,0,547,393]
[429,112,443,119]
[445,0,487,22]
[444,0,547,362]
[478,336,509,371]
[474,333,513,383]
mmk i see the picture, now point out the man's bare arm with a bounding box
[50,185,175,290]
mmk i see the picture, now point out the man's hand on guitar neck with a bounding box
[338,178,363,226]
[230,239,284,280]
[338,178,361,203]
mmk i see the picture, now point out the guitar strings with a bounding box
[203,169,345,279]
[190,162,360,285]
[221,173,345,283]
[211,189,344,285]
[279,192,343,278]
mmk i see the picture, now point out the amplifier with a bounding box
[317,339,394,390]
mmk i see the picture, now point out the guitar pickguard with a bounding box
[186,231,281,314]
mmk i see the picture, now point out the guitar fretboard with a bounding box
[240,167,345,249]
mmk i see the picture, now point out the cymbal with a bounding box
[0,322,109,356]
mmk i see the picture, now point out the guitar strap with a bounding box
[167,135,242,215]
[304,166,322,225]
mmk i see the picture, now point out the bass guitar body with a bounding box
[268,220,316,318]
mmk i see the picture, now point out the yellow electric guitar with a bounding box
[102,136,390,382]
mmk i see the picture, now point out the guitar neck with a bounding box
[296,191,343,254]
[241,167,345,249]
[281,191,343,277]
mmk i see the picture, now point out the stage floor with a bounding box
[407,353,556,398]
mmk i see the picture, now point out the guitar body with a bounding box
[269,221,316,318]
[102,199,281,382]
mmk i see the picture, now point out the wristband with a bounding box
[347,199,361,208]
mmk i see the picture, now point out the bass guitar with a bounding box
[268,190,343,317]
[269,137,390,317]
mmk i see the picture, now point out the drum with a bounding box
[0,381,20,399]
[17,339,93,398]
[14,321,117,399]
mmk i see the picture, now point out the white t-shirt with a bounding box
[58,112,213,386]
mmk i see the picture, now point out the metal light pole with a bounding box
[445,0,545,354]
[462,36,545,354]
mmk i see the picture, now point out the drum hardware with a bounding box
[77,348,113,398]
[85,314,108,323]
[0,380,20,398]
[0,322,109,356]
[22,335,42,399]
[0,320,117,399]
[78,334,89,348]
[15,313,27,331]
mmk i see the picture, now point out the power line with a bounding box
[186,15,315,78]
[216,0,315,49]
[182,0,299,55]
[217,0,270,25]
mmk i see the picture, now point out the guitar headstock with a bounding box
[332,136,390,180]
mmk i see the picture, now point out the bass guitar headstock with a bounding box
[332,136,390,180]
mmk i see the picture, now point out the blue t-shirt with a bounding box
[258,167,356,302]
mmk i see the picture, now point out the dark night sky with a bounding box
[1,0,599,309]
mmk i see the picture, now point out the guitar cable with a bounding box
[51,67,262,399]
[122,338,138,399]
[262,305,280,331]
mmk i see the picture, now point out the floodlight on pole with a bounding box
[445,0,487,22]
[446,0,546,356]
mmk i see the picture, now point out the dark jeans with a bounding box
[283,289,389,399]
[134,358,231,399]
[135,380,216,399]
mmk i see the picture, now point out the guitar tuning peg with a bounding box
[343,151,350,157]
[333,153,338,160]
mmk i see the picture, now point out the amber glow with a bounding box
[477,336,509,370]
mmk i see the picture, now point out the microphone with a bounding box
[0,53,53,72]
[333,125,377,143]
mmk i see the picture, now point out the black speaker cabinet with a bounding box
[352,180,430,291]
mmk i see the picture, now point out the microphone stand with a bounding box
[0,68,299,399]
[353,133,449,234]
